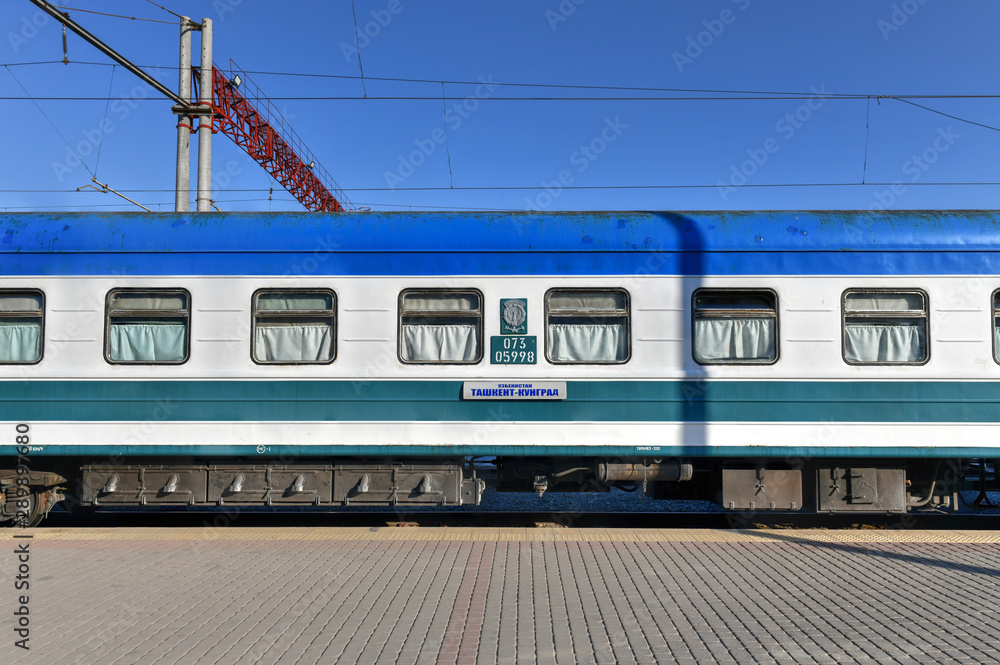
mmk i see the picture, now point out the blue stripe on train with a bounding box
[3,250,1000,276]
[3,210,1000,275]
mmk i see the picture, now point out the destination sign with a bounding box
[462,381,567,400]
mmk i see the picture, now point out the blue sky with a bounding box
[2,0,999,213]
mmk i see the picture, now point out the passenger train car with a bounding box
[1,210,997,525]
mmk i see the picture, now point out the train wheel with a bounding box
[12,489,48,528]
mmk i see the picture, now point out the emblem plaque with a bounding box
[500,298,527,334]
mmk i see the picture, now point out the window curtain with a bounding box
[0,322,40,362]
[0,297,42,312]
[402,295,478,311]
[402,324,478,361]
[112,295,185,310]
[844,323,925,363]
[255,324,332,362]
[548,293,625,311]
[694,318,774,362]
[108,322,187,362]
[845,294,922,311]
[257,295,331,311]
[548,323,627,362]
[995,324,1000,360]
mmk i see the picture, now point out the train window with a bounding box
[842,289,928,365]
[0,290,44,364]
[252,289,335,364]
[105,289,190,364]
[692,289,777,364]
[545,289,630,364]
[994,291,1000,365]
[399,289,483,364]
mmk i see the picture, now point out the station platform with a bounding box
[3,527,999,665]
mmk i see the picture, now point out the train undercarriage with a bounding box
[497,457,973,514]
[1,456,993,527]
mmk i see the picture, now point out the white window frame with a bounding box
[842,288,929,366]
[691,288,779,366]
[991,289,1000,366]
[104,288,191,365]
[0,289,44,365]
[251,288,337,365]
[398,288,484,365]
[544,288,631,365]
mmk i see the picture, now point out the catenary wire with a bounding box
[4,183,1000,194]
[52,5,178,25]
[3,61,1000,100]
[862,96,871,184]
[0,200,523,211]
[350,0,367,97]
[893,98,1000,133]
[3,65,96,177]
[93,64,116,176]
[144,0,185,21]
[4,95,999,102]
[329,182,1000,192]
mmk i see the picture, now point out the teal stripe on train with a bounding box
[6,445,991,459]
[1,380,1000,422]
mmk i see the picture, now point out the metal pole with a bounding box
[174,17,193,212]
[196,18,213,213]
[27,0,187,105]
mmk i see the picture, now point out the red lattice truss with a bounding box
[192,63,347,212]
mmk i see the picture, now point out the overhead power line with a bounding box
[335,182,1000,192]
[892,98,1000,133]
[145,0,185,21]
[5,94,1000,102]
[23,1,185,105]
[52,5,177,25]
[4,60,1000,100]
[9,94,996,132]
[0,202,525,211]
[3,182,1000,195]
[3,65,96,177]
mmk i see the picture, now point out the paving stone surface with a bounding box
[1,528,999,664]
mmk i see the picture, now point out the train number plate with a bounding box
[490,335,537,364]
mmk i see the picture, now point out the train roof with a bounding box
[1,210,999,276]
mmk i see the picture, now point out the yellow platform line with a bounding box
[4,527,1000,543]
